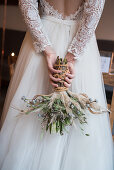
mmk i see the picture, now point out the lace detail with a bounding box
[19,0,52,54]
[39,0,84,20]
[19,0,105,59]
[68,0,105,59]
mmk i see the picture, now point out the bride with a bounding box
[0,0,113,169]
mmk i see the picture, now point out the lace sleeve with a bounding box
[19,0,52,54]
[67,0,105,60]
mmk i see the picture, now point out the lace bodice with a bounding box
[39,0,84,21]
[19,0,105,59]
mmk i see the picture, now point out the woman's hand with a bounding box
[43,46,61,88]
[64,52,75,88]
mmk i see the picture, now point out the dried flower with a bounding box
[21,96,26,100]
[19,57,109,136]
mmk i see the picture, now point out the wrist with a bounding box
[65,52,75,64]
[43,46,56,57]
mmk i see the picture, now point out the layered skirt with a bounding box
[0,15,113,170]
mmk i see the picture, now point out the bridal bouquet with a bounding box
[19,57,110,135]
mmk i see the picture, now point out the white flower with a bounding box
[27,104,31,107]
[21,96,26,100]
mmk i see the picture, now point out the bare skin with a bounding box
[45,0,83,17]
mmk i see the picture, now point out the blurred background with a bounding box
[0,0,114,136]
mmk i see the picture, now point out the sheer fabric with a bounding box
[39,0,84,20]
[0,1,113,169]
[19,0,105,59]
[19,0,52,53]
[67,0,105,58]
[0,17,113,169]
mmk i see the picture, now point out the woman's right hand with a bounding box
[43,46,61,88]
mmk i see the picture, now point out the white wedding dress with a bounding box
[0,0,113,169]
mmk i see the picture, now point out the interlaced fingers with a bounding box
[53,58,70,92]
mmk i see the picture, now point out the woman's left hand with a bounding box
[64,52,76,88]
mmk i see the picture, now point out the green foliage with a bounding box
[22,93,89,136]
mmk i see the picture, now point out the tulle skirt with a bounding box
[0,15,113,170]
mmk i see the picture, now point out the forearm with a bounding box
[67,0,105,60]
[19,0,52,54]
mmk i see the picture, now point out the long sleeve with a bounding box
[19,0,52,54]
[67,0,105,60]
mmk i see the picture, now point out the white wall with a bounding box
[0,5,26,31]
[96,0,114,41]
[0,0,114,40]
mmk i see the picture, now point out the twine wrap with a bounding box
[53,56,69,92]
